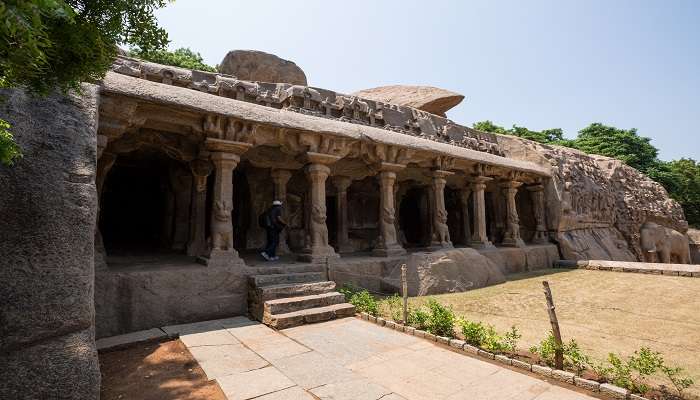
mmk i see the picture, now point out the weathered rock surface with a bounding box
[497,135,687,261]
[219,50,307,85]
[688,229,700,264]
[0,87,100,399]
[382,248,506,296]
[352,85,464,117]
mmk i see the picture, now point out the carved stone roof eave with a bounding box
[100,72,551,178]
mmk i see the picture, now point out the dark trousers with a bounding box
[264,228,280,257]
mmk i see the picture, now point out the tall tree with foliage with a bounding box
[129,47,216,72]
[0,0,172,165]
[574,123,659,173]
[473,120,571,146]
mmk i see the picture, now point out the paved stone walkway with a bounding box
[165,317,597,400]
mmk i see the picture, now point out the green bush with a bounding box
[340,285,378,316]
[529,332,589,372]
[424,299,455,338]
[407,307,430,331]
[662,365,695,397]
[459,320,520,353]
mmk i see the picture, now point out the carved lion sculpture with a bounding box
[433,209,451,245]
[640,222,691,264]
[211,200,233,251]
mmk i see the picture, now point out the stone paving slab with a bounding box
[216,366,295,400]
[556,259,700,276]
[175,317,596,400]
[95,328,166,351]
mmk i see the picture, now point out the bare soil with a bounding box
[402,269,700,398]
[99,339,226,400]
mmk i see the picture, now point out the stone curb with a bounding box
[95,328,168,352]
[554,260,700,278]
[355,312,647,400]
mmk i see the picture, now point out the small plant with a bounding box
[407,307,430,330]
[425,299,455,337]
[380,293,403,322]
[608,353,635,392]
[502,326,521,353]
[338,283,360,299]
[529,332,561,367]
[460,320,488,347]
[662,365,695,397]
[563,339,589,375]
[346,289,378,316]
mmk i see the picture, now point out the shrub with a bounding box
[563,339,589,375]
[529,332,561,367]
[379,293,403,322]
[338,283,360,299]
[344,289,378,316]
[425,299,455,337]
[460,320,488,346]
[530,332,589,372]
[502,326,522,353]
[407,307,430,331]
[662,365,695,397]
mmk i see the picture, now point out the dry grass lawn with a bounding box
[406,269,700,397]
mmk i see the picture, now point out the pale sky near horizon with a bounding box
[155,0,699,161]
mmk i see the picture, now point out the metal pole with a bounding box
[542,281,564,370]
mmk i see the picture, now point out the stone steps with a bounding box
[246,264,325,276]
[247,269,354,330]
[248,272,325,287]
[263,303,356,330]
[264,291,346,315]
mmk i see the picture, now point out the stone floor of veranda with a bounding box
[162,316,598,400]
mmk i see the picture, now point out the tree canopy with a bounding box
[129,47,216,72]
[1,0,172,165]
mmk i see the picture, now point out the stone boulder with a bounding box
[219,50,307,85]
[688,228,700,264]
[351,85,464,117]
[0,86,100,399]
[381,248,506,296]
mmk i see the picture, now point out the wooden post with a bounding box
[401,264,408,324]
[542,281,564,370]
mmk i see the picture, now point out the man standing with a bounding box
[261,200,286,261]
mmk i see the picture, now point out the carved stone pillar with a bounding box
[373,163,406,256]
[430,170,454,248]
[470,176,495,249]
[298,153,340,263]
[501,180,526,247]
[459,185,472,246]
[187,158,212,257]
[271,169,293,255]
[332,176,353,254]
[527,183,549,244]
[200,151,243,267]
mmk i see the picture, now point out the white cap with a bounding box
[272,200,282,206]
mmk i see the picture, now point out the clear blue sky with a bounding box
[155,0,699,161]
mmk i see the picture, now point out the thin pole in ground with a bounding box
[401,263,408,324]
[542,280,564,370]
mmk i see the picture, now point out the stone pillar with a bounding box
[501,180,526,247]
[187,158,212,257]
[527,183,549,244]
[459,185,472,246]
[470,176,495,249]
[271,169,293,255]
[430,170,453,248]
[298,153,340,263]
[373,163,406,256]
[332,176,353,254]
[200,151,243,267]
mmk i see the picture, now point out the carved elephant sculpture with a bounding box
[640,222,691,264]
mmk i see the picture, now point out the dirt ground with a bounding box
[404,269,700,398]
[99,339,226,400]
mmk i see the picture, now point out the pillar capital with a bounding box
[299,151,341,166]
[526,183,545,192]
[305,162,331,177]
[470,175,493,191]
[378,162,406,174]
[499,180,523,190]
[331,175,352,192]
[205,138,252,155]
[271,168,293,185]
[431,169,454,180]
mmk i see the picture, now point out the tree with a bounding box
[473,120,572,146]
[0,0,172,165]
[129,47,216,72]
[473,120,507,134]
[573,123,658,173]
[651,159,700,227]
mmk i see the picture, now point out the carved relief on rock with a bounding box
[640,221,691,264]
[211,200,233,251]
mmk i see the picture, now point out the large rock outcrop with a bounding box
[352,85,464,117]
[219,50,307,85]
[497,135,687,261]
[0,87,101,399]
[381,248,506,296]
